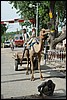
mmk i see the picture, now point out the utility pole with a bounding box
[36,2,38,37]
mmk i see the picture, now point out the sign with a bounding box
[49,10,53,19]
[1,19,35,24]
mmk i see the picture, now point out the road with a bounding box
[1,47,66,99]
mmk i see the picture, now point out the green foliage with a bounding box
[19,21,31,28]
[9,1,50,29]
[1,24,8,36]
[8,1,66,31]
[55,1,66,28]
[55,1,66,20]
[1,31,18,43]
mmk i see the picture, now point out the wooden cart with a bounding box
[13,51,38,71]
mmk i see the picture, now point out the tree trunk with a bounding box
[50,31,66,49]
[49,1,62,49]
[49,1,56,49]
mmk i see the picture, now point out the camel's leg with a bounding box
[30,56,34,81]
[26,57,29,75]
[20,53,23,66]
[26,49,29,75]
[20,59,22,66]
[30,61,32,74]
[20,48,26,66]
[38,54,43,80]
[16,53,22,66]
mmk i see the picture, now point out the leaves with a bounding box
[8,1,66,30]
[1,24,8,36]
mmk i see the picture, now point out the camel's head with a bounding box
[39,28,50,39]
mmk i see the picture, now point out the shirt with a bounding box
[22,33,27,41]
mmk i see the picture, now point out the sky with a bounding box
[1,1,62,32]
[1,1,22,32]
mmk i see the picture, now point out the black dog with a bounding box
[38,80,55,96]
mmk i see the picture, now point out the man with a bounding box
[38,80,55,96]
[21,28,37,60]
[22,28,28,41]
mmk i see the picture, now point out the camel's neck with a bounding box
[32,37,45,53]
[38,38,44,53]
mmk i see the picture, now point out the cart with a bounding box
[13,51,38,71]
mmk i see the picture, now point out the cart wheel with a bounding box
[15,60,18,71]
[33,58,38,70]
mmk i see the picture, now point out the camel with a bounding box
[14,28,50,81]
[28,28,50,81]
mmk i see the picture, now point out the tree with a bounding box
[9,1,66,49]
[9,1,50,30]
[1,24,8,36]
[48,1,66,49]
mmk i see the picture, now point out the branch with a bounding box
[56,32,62,37]
[52,31,66,46]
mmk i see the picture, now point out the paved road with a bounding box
[1,48,66,99]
